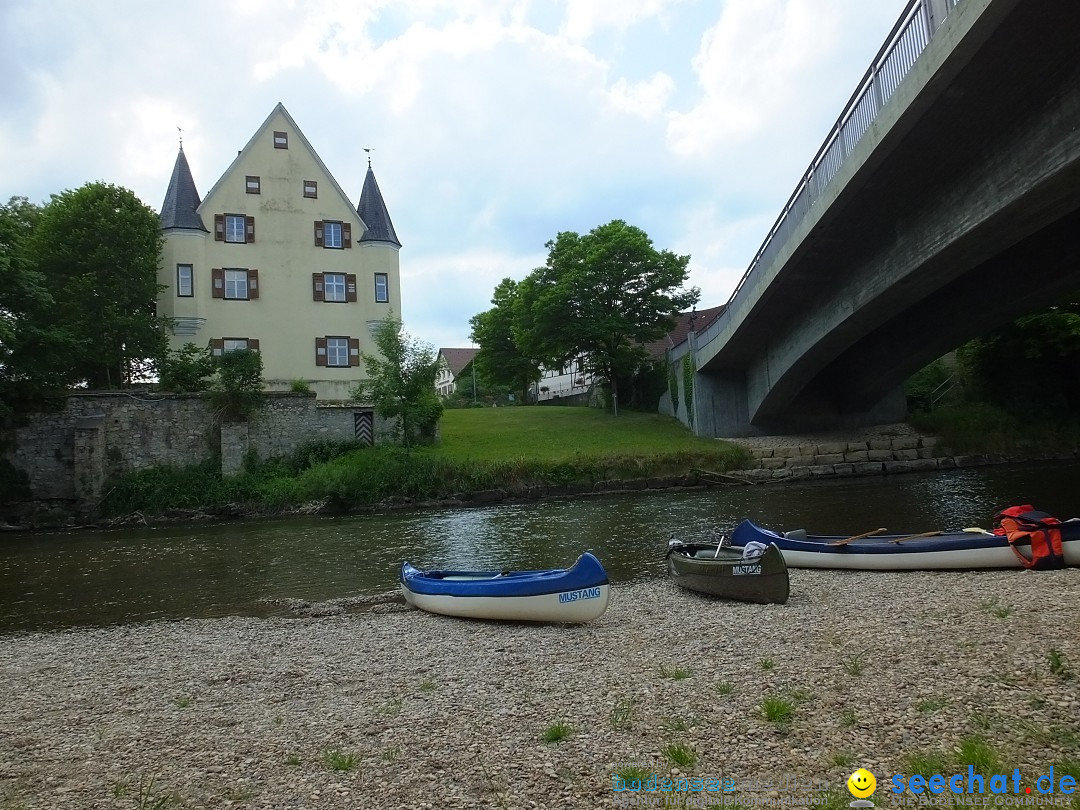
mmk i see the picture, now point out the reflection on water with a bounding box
[0,460,1076,633]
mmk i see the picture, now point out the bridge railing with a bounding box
[694,0,961,357]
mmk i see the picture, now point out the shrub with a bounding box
[157,343,215,393]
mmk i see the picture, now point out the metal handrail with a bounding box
[718,0,961,317]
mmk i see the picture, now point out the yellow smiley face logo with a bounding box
[847,768,877,799]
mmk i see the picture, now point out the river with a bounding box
[0,459,1076,634]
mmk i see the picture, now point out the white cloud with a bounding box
[0,0,910,348]
[606,74,675,119]
[558,0,688,42]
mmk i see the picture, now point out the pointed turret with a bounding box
[160,147,207,231]
[357,166,401,247]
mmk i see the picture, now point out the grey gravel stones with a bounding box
[1,569,1078,808]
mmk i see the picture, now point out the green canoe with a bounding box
[666,538,790,604]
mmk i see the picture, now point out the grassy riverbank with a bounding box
[911,402,1080,456]
[100,407,749,518]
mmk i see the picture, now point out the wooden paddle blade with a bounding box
[828,528,888,546]
[889,530,944,544]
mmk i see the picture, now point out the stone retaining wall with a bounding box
[2,393,388,510]
[729,434,1077,483]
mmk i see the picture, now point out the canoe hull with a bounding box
[731,520,1080,570]
[399,552,610,623]
[400,584,610,622]
[667,542,789,603]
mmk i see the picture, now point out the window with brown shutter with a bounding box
[314,221,324,248]
[312,272,324,301]
[214,214,224,241]
[210,338,225,356]
[346,274,357,303]
[342,223,352,249]
[247,269,259,299]
[349,337,360,367]
[273,131,288,149]
[247,339,260,352]
[212,268,225,298]
[245,215,255,243]
[245,176,261,194]
[303,180,317,198]
[315,337,328,367]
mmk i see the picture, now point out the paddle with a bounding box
[888,530,943,544]
[828,528,887,546]
[713,535,727,559]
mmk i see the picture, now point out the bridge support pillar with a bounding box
[691,371,752,438]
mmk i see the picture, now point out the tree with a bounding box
[352,316,444,446]
[468,278,542,402]
[957,296,1080,410]
[0,196,73,422]
[157,343,216,393]
[514,220,699,413]
[25,182,167,389]
[208,348,265,420]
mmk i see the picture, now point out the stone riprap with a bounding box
[719,425,1076,484]
[1,571,1078,809]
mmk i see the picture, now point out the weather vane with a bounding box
[177,125,183,148]
[363,146,374,168]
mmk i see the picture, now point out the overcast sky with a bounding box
[1,0,908,351]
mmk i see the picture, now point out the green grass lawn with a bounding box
[101,405,750,516]
[434,406,733,462]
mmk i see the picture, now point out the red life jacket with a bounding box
[994,505,1066,570]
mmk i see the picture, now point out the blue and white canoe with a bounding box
[731,519,1080,571]
[399,552,610,622]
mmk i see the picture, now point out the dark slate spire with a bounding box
[160,147,207,231]
[357,166,401,247]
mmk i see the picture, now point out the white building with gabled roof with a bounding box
[157,102,402,400]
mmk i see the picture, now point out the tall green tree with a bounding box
[353,316,444,446]
[0,196,73,421]
[26,182,167,389]
[514,220,699,413]
[957,296,1080,409]
[468,278,542,402]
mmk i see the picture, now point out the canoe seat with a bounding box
[784,529,808,540]
[692,549,717,559]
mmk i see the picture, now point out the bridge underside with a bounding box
[693,0,1080,437]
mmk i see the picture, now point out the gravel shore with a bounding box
[2,569,1079,810]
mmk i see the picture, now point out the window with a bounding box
[210,338,260,356]
[245,176,261,194]
[303,180,317,198]
[176,264,193,297]
[312,272,357,302]
[374,272,389,303]
[326,337,349,367]
[224,269,247,300]
[214,213,255,243]
[313,220,351,249]
[315,336,360,367]
[211,268,259,300]
[324,273,346,302]
[273,131,288,149]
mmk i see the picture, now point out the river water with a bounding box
[0,460,1076,634]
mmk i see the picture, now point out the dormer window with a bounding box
[273,131,288,149]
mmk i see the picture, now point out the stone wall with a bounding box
[2,392,386,508]
[727,434,1043,483]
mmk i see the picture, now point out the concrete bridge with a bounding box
[678,0,1080,437]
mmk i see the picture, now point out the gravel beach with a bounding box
[2,569,1079,810]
